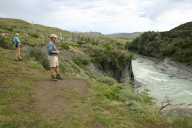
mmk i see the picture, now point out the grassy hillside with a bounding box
[0,18,134,82]
[0,42,170,128]
[128,22,192,65]
[0,18,71,46]
[0,18,192,128]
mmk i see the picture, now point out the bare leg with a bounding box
[50,67,56,78]
[18,46,22,59]
[16,47,22,60]
[55,66,60,75]
[16,48,19,60]
[55,66,63,80]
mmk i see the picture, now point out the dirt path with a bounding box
[32,79,90,120]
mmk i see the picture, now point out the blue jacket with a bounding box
[12,36,21,45]
[47,41,58,56]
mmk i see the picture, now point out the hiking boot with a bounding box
[56,74,63,80]
[51,75,58,81]
[15,59,19,61]
[15,57,22,61]
[18,57,23,61]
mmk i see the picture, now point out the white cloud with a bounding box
[0,0,192,33]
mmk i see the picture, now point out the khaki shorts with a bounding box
[48,55,59,68]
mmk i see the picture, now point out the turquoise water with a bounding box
[132,56,192,105]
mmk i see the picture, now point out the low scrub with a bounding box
[0,36,14,49]
[27,47,49,70]
[96,76,117,85]
[73,56,91,67]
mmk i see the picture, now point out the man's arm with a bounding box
[48,44,59,54]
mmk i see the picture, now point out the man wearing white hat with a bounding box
[47,34,63,80]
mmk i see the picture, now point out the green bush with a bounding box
[96,76,117,85]
[30,33,39,38]
[101,85,121,101]
[60,43,70,50]
[118,86,138,102]
[73,56,90,67]
[0,36,14,49]
[170,117,192,128]
[27,47,49,70]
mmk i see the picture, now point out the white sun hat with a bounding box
[49,34,58,38]
[16,33,19,36]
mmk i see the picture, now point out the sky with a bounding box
[0,0,192,34]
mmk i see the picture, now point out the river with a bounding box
[132,55,192,105]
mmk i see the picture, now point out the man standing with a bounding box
[12,33,22,61]
[47,34,63,80]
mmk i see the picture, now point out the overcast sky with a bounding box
[0,0,192,34]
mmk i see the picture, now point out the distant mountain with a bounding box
[128,22,192,64]
[106,32,142,39]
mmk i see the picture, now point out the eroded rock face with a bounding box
[120,60,134,83]
[95,59,134,84]
[83,42,135,84]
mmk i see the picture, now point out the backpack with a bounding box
[12,37,16,45]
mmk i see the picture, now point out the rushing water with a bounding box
[132,56,192,105]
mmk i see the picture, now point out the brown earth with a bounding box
[32,79,91,120]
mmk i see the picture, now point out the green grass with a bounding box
[0,48,48,128]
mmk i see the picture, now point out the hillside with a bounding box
[0,18,192,128]
[171,22,192,32]
[0,18,71,46]
[128,22,192,65]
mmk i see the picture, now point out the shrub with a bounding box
[96,76,117,85]
[102,85,121,101]
[60,43,70,50]
[27,47,49,70]
[170,117,192,128]
[30,33,39,38]
[73,55,91,67]
[0,36,14,49]
[118,86,138,102]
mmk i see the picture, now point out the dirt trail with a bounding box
[32,79,90,120]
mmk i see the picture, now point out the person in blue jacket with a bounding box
[12,33,22,61]
[47,34,63,80]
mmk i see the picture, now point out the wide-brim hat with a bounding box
[49,34,58,38]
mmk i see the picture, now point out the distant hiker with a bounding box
[12,33,22,61]
[47,34,63,80]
